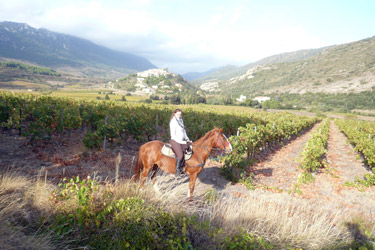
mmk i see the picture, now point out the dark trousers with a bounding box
[170,140,188,162]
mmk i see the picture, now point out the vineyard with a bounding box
[1,91,374,187]
[0,91,318,148]
[335,119,375,169]
[1,91,375,249]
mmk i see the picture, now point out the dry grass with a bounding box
[208,196,349,249]
[0,172,55,250]
[0,171,372,249]
[143,174,357,249]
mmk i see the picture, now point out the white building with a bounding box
[143,88,156,94]
[236,95,247,102]
[137,68,171,78]
[137,78,145,83]
[253,96,271,103]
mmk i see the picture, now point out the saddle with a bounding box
[161,143,193,161]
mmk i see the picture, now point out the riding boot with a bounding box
[180,158,186,175]
[175,159,182,177]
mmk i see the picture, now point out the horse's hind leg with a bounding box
[150,164,159,184]
[140,160,152,188]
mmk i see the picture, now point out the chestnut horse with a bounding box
[133,127,232,198]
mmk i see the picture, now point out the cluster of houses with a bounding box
[134,68,186,94]
[105,68,186,95]
[134,69,171,94]
[136,68,171,78]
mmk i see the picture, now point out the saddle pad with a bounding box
[161,143,193,161]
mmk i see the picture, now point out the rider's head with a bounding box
[170,108,182,120]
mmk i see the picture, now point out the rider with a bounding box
[169,108,191,177]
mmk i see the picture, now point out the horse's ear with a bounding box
[217,127,223,133]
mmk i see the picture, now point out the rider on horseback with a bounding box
[169,108,191,177]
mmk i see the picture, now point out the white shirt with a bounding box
[170,116,189,144]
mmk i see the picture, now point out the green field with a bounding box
[4,89,147,102]
[49,90,145,102]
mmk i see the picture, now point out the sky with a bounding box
[1,0,375,74]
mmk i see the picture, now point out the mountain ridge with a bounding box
[0,21,156,78]
[181,67,221,81]
[190,46,333,83]
[197,36,375,96]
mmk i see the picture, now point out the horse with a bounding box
[133,127,232,199]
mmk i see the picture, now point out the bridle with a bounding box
[214,131,232,154]
[185,131,232,168]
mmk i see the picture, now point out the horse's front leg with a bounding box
[188,172,198,200]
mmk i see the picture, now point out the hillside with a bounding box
[199,37,375,96]
[193,46,331,84]
[181,67,221,81]
[115,68,200,97]
[0,21,156,79]
[0,61,106,90]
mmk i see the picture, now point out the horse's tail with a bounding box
[132,151,143,181]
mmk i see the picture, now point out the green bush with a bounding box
[49,177,193,249]
[83,131,102,149]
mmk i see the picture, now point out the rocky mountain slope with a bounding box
[198,37,375,96]
[0,21,156,79]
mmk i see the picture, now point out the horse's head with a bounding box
[214,128,232,154]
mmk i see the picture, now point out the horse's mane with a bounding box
[193,128,220,146]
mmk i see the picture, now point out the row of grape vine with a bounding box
[0,92,318,150]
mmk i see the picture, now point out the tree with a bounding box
[169,95,181,104]
[223,96,233,105]
[149,95,160,100]
[262,100,281,109]
[244,99,259,107]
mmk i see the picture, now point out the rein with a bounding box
[185,132,229,168]
[185,144,211,168]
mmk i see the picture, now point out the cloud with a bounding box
[0,0,342,73]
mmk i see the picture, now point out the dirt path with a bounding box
[299,121,375,217]
[325,121,370,183]
[247,122,322,191]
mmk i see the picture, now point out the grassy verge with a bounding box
[1,172,374,249]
